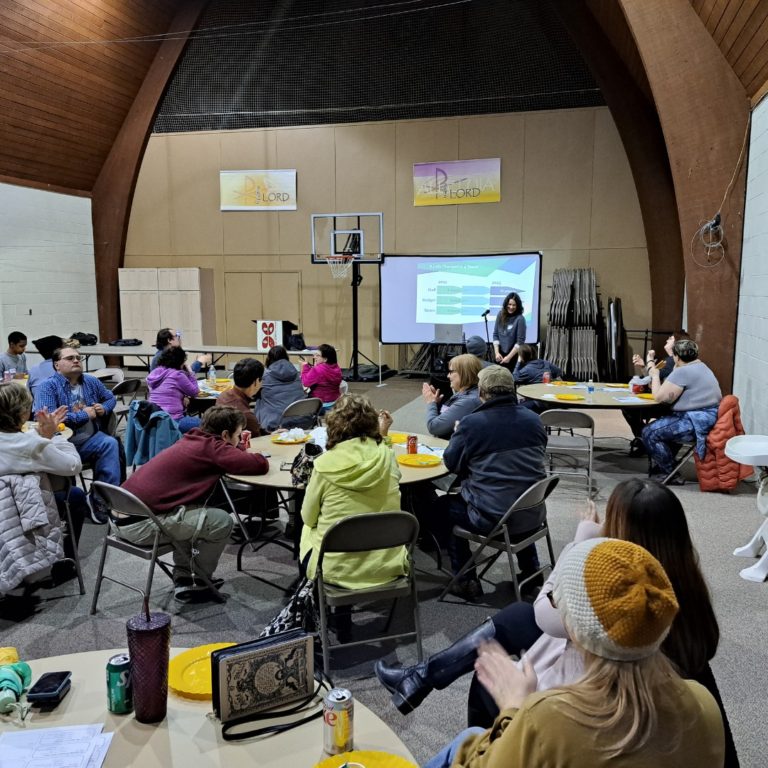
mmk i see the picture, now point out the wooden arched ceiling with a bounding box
[0,0,189,195]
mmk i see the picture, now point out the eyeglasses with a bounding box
[60,355,82,362]
[448,369,456,374]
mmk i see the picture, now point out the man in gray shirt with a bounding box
[641,339,722,483]
[0,331,28,378]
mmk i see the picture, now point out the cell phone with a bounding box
[27,671,72,703]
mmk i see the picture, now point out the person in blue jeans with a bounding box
[34,345,120,524]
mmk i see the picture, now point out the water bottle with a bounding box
[587,378,595,402]
[207,366,216,387]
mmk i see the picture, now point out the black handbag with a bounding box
[286,332,306,351]
[290,442,323,487]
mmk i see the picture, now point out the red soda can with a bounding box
[541,371,551,384]
[323,687,354,755]
[407,435,418,454]
[631,383,644,394]
[239,429,251,449]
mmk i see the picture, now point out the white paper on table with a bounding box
[541,394,558,400]
[614,396,645,403]
[85,733,113,768]
[418,444,444,458]
[0,724,104,768]
[309,426,327,449]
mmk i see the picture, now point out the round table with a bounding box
[517,382,658,410]
[24,421,74,440]
[21,648,416,767]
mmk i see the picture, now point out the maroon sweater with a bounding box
[123,428,268,512]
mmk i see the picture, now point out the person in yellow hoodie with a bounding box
[299,393,407,590]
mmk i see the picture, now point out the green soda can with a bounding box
[106,653,133,714]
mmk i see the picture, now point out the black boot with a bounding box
[374,618,496,714]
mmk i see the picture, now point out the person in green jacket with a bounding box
[299,393,408,590]
[424,538,725,768]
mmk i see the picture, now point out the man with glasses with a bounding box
[34,346,120,524]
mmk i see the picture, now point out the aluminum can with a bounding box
[406,435,418,454]
[632,383,645,394]
[239,429,252,449]
[323,687,354,754]
[541,371,551,384]
[106,653,133,714]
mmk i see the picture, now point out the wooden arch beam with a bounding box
[92,1,209,344]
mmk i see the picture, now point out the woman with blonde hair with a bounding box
[424,538,725,768]
[299,394,407,590]
[422,353,482,438]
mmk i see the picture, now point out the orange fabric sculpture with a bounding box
[694,395,753,492]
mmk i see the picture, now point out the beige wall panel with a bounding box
[220,129,282,254]
[588,248,651,335]
[261,272,302,328]
[126,138,171,255]
[590,110,645,248]
[334,124,397,252]
[522,110,594,250]
[167,134,223,255]
[395,120,458,253]
[456,115,525,252]
[275,127,336,256]
[224,272,262,346]
[225,253,286,271]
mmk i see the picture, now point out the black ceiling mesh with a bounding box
[153,0,603,133]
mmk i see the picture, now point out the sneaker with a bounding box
[173,576,225,602]
[628,438,647,458]
[666,475,686,486]
[448,577,483,602]
[87,494,109,525]
[50,559,79,586]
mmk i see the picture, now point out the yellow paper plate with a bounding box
[397,453,441,467]
[604,383,629,389]
[388,432,409,444]
[550,380,577,386]
[315,751,417,768]
[169,643,236,699]
[637,393,655,400]
[554,394,585,401]
[271,433,311,444]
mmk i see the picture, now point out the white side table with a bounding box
[725,435,768,582]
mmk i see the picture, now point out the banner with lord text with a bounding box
[413,158,501,206]
[220,170,297,211]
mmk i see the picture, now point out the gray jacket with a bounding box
[254,359,309,431]
[0,473,63,593]
[426,387,482,439]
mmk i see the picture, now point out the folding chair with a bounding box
[46,474,85,595]
[439,476,560,603]
[89,481,224,614]
[92,367,125,389]
[111,378,142,426]
[540,410,595,496]
[279,397,323,428]
[316,512,423,676]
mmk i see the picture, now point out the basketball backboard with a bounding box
[310,212,383,264]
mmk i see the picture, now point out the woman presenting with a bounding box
[492,291,526,369]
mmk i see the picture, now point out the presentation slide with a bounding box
[379,253,541,344]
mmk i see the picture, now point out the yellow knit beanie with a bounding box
[553,538,679,661]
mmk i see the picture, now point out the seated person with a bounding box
[512,344,562,384]
[434,365,546,601]
[254,345,307,431]
[27,335,63,400]
[146,346,201,433]
[216,357,264,436]
[121,406,268,601]
[0,332,28,378]
[424,539,724,768]
[422,353,482,439]
[0,382,88,585]
[150,328,211,373]
[641,339,722,483]
[300,343,343,404]
[465,335,493,368]
[624,330,688,455]
[299,394,407,590]
[34,346,119,524]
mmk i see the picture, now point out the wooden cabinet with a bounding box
[119,268,216,363]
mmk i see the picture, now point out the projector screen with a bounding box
[379,252,542,344]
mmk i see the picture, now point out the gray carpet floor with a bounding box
[1,375,765,767]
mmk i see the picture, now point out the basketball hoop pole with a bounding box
[348,259,378,381]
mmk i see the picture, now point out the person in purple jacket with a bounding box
[146,346,201,433]
[299,343,343,404]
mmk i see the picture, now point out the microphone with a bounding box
[481,309,490,318]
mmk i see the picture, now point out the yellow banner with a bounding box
[220,170,297,211]
[413,158,501,206]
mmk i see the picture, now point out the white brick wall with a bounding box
[733,99,768,435]
[0,183,101,365]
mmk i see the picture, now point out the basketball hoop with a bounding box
[327,255,354,279]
